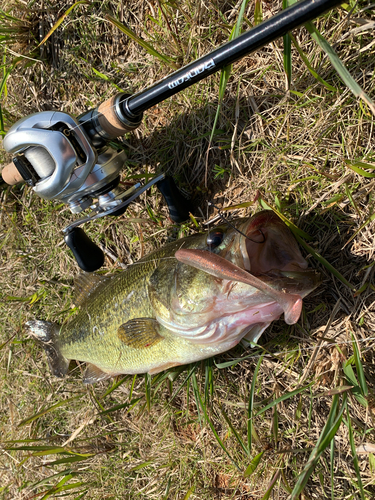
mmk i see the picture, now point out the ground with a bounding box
[0,0,375,498]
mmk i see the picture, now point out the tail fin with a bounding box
[25,320,69,378]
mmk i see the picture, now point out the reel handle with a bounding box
[64,227,105,272]
[157,176,193,223]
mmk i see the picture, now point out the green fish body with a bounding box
[26,211,320,383]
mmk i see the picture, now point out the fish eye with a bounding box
[206,229,225,249]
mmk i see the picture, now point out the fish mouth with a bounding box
[238,211,308,275]
[235,211,321,297]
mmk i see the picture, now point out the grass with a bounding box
[1,0,375,498]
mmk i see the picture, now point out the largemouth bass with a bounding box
[26,211,320,383]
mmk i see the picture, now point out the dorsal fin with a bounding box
[74,272,111,307]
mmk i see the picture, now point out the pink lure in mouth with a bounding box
[175,248,302,325]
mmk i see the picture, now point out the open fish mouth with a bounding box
[240,210,310,276]
[174,210,321,334]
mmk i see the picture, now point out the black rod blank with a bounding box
[124,0,342,118]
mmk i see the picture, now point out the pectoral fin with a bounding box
[117,318,163,349]
[240,322,271,347]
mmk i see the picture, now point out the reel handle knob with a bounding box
[64,227,105,272]
[157,176,193,223]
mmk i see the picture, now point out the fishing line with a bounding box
[207,202,265,244]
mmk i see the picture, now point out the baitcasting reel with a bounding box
[1,0,342,271]
[2,98,192,271]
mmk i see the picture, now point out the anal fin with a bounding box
[117,318,163,349]
[149,362,182,375]
[84,363,112,384]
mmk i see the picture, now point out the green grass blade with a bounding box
[183,484,195,499]
[72,492,88,500]
[289,32,336,91]
[145,373,151,412]
[254,0,263,26]
[248,353,264,454]
[37,1,89,48]
[290,394,346,499]
[346,405,366,500]
[330,438,334,500]
[40,482,87,500]
[105,14,178,70]
[169,364,196,404]
[346,160,375,170]
[191,369,203,425]
[295,235,356,290]
[253,383,312,419]
[351,332,368,397]
[17,396,81,427]
[219,404,248,456]
[244,450,264,477]
[0,63,13,102]
[162,476,172,500]
[101,375,130,399]
[214,349,263,369]
[286,0,375,114]
[29,469,77,490]
[305,21,375,116]
[345,160,375,178]
[342,359,368,408]
[99,398,142,416]
[204,358,214,405]
[129,374,137,401]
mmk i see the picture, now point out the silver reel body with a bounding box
[3,110,127,213]
[2,107,190,271]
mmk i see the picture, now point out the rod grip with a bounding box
[97,96,130,139]
[1,162,24,185]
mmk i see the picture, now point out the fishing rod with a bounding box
[1,0,342,272]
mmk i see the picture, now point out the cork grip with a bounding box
[2,162,23,185]
[97,96,128,139]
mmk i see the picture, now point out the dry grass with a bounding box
[1,0,375,498]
